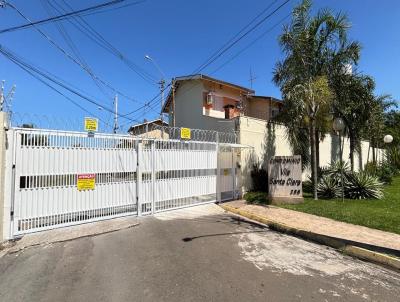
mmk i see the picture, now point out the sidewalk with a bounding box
[221,200,400,253]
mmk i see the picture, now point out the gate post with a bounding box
[0,112,9,241]
[151,140,155,214]
[216,132,221,203]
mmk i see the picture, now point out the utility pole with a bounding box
[172,80,175,127]
[0,80,4,111]
[160,79,165,123]
[249,67,257,89]
[113,94,118,133]
[144,55,166,123]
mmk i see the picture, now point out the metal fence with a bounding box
[7,126,238,237]
[10,112,238,144]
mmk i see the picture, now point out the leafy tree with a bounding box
[273,0,359,199]
[330,73,375,170]
[362,95,396,163]
[384,110,400,147]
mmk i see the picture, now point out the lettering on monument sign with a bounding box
[268,155,302,198]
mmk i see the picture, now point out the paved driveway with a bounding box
[1,204,399,302]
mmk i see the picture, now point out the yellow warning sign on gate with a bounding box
[84,117,98,132]
[77,173,96,191]
[180,127,191,139]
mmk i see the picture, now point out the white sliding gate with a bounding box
[8,128,237,237]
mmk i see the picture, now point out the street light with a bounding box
[384,135,393,144]
[333,117,345,202]
[145,54,166,122]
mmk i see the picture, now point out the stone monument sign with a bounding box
[268,155,304,204]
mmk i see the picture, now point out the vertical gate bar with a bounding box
[151,140,155,214]
[136,140,142,216]
[232,148,235,200]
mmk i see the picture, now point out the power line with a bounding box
[0,44,142,123]
[0,0,144,34]
[40,0,113,101]
[193,0,291,74]
[4,52,109,125]
[120,87,168,118]
[210,13,291,75]
[193,0,279,74]
[6,1,143,104]
[46,0,157,86]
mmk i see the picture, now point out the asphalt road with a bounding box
[1,204,400,302]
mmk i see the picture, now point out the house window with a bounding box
[224,105,235,119]
[271,108,280,118]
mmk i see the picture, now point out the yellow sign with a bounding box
[77,174,96,191]
[180,127,191,139]
[223,169,230,176]
[84,117,98,132]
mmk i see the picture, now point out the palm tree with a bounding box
[273,0,360,199]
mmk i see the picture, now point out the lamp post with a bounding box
[333,117,345,202]
[383,134,393,162]
[384,135,393,144]
[145,55,166,122]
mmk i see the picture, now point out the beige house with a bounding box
[162,74,383,192]
[128,119,169,139]
[162,74,282,131]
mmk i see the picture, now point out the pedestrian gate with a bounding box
[9,128,238,237]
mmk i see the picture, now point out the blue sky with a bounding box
[1,0,399,131]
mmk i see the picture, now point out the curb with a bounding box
[220,204,400,272]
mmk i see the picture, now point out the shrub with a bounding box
[302,179,313,194]
[250,164,268,192]
[345,172,384,200]
[324,160,351,180]
[364,161,396,184]
[317,175,341,199]
[386,147,400,171]
[243,191,269,204]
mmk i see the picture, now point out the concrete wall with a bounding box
[238,116,384,192]
[0,112,11,242]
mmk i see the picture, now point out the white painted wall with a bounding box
[238,116,384,192]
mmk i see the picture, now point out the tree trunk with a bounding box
[310,118,318,200]
[349,131,355,171]
[316,130,320,177]
[372,140,376,164]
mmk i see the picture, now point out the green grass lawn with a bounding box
[279,176,400,235]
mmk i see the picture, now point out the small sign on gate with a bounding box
[180,127,191,140]
[84,117,98,133]
[77,173,96,191]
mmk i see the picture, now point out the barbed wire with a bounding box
[7,112,238,143]
[9,112,114,133]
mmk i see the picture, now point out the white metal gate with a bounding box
[11,129,138,236]
[9,128,237,236]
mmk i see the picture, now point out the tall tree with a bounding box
[330,73,376,170]
[273,0,360,199]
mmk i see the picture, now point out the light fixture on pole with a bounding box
[384,135,393,144]
[383,134,393,162]
[145,54,166,122]
[333,117,345,202]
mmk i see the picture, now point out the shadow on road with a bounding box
[182,229,267,242]
[182,215,269,242]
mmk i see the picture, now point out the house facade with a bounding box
[162,74,282,133]
[162,74,384,192]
